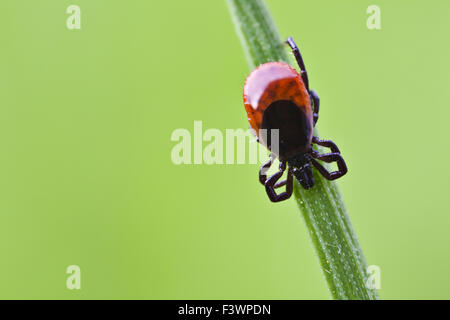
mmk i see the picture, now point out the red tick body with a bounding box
[242,37,348,202]
[243,61,313,160]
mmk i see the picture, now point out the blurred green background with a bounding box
[0,0,449,299]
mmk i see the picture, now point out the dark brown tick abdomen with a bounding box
[261,100,312,160]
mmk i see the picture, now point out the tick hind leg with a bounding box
[286,37,320,125]
[310,90,320,125]
[286,37,309,91]
[259,158,293,202]
[310,136,347,180]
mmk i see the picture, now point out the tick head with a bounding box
[289,154,314,190]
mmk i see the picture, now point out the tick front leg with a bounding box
[265,162,293,202]
[310,137,347,180]
[259,154,275,185]
[259,154,286,189]
[310,151,347,180]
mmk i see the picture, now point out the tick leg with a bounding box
[286,37,309,91]
[310,151,347,180]
[265,162,294,202]
[310,90,320,125]
[274,179,287,188]
[312,136,340,153]
[286,37,319,125]
[259,154,286,189]
[310,136,347,180]
[259,154,275,185]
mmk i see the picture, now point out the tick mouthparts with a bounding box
[292,165,314,189]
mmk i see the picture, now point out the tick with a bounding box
[243,37,347,202]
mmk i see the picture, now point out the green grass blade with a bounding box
[226,0,378,300]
